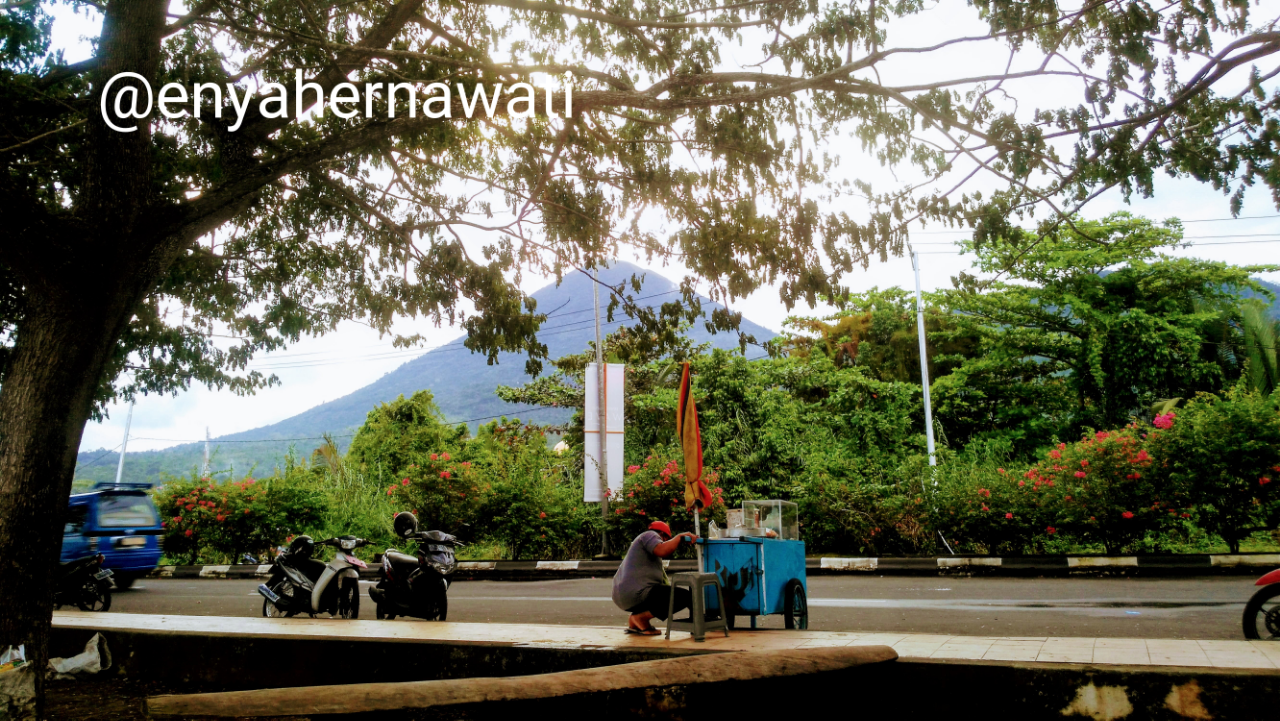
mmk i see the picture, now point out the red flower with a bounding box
[1074,471,1086,478]
[1064,495,1072,501]
[1080,460,1089,467]
[1121,511,1134,519]
[184,529,193,537]
[442,452,451,461]
[627,465,641,474]
[1046,526,1056,534]
[244,509,251,515]
[186,504,195,511]
[978,488,991,498]
[1047,480,1055,487]
[440,471,451,479]
[216,515,225,521]
[386,488,394,496]
[173,516,182,523]
[638,510,646,516]
[981,504,989,511]
[430,454,438,461]
[539,511,547,518]
[1261,477,1272,486]
[402,478,410,486]
[1005,513,1013,519]
[997,468,1006,474]
[1135,450,1150,462]
[1018,480,1026,487]
[160,521,167,528]
[1049,449,1062,459]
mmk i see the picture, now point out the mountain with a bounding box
[74,262,777,486]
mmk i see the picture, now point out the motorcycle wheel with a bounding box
[263,582,296,618]
[1243,584,1280,639]
[76,582,111,613]
[435,580,448,621]
[337,577,360,619]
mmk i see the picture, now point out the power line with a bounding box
[910,214,1280,235]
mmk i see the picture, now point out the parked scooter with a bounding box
[257,535,370,618]
[368,512,463,621]
[1243,567,1280,639]
[54,554,113,612]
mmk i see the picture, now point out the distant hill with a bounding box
[74,262,777,486]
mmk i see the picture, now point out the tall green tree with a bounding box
[3,0,1280,687]
[346,391,467,479]
[935,214,1277,453]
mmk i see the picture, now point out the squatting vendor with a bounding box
[612,520,699,635]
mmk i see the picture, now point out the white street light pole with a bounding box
[114,401,135,486]
[912,250,937,467]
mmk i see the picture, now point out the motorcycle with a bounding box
[257,534,370,618]
[369,512,463,621]
[54,554,113,612]
[1243,567,1280,639]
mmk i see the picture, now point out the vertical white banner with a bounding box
[584,362,625,502]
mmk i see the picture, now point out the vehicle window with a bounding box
[63,506,88,534]
[97,494,159,528]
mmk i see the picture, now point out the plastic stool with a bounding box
[665,572,730,642]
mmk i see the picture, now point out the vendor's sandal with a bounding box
[625,627,661,636]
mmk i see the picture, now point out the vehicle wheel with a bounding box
[337,577,360,619]
[113,574,135,590]
[76,583,111,613]
[263,582,295,618]
[1243,584,1280,639]
[435,578,448,621]
[784,579,808,630]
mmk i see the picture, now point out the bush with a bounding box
[932,452,1055,555]
[605,445,726,551]
[1028,426,1179,554]
[798,452,934,555]
[154,472,324,564]
[1149,387,1280,552]
[347,390,468,478]
[386,451,483,535]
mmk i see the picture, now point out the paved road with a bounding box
[104,575,1263,640]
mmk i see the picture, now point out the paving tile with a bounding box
[1092,647,1152,665]
[930,642,995,660]
[996,636,1048,641]
[1094,637,1148,648]
[851,633,909,646]
[1249,641,1280,666]
[891,642,947,658]
[796,638,855,648]
[1046,636,1097,646]
[983,642,1043,662]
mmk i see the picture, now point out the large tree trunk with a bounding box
[0,1,168,715]
[0,296,136,709]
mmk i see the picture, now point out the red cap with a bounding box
[648,521,672,537]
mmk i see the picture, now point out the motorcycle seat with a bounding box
[59,556,99,575]
[280,555,327,582]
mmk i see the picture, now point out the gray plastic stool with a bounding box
[665,572,730,642]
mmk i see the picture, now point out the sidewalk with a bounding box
[51,611,1280,671]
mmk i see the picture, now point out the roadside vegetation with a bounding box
[152,216,1280,562]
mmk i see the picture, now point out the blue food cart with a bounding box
[700,500,808,629]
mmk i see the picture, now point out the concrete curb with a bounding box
[149,552,1280,581]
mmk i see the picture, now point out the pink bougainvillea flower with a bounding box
[430,454,438,461]
[627,491,635,497]
[1153,412,1176,430]
[440,471,451,479]
[981,504,989,511]
[1049,449,1062,459]
[173,516,182,523]
[1058,442,1067,450]
[1121,511,1134,519]
[1047,480,1055,487]
[402,478,410,486]
[997,468,1006,474]
[1080,460,1089,467]
[1074,471,1086,478]
[1005,513,1013,519]
[1135,450,1150,462]
[627,465,640,474]
[1095,431,1109,440]
[978,488,991,498]
[1018,480,1026,487]
[442,452,451,461]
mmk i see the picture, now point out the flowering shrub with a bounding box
[389,451,483,535]
[932,453,1057,555]
[1148,387,1280,552]
[1027,427,1179,553]
[605,445,726,548]
[153,472,324,564]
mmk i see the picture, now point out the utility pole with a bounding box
[913,250,954,555]
[202,427,211,477]
[593,267,611,557]
[912,250,937,467]
[114,400,135,486]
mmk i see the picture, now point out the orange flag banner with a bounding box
[676,362,713,511]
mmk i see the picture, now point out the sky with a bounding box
[51,2,1280,454]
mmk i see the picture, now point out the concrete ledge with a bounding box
[49,614,1280,719]
[148,552,1280,582]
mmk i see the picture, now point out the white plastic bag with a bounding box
[0,646,34,721]
[48,634,111,680]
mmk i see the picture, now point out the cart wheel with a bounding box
[784,579,808,630]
